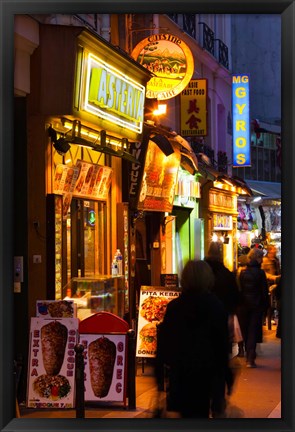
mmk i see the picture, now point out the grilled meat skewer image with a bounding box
[88,336,116,398]
[41,321,68,376]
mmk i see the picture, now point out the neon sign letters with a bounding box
[232,74,251,167]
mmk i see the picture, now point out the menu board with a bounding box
[53,161,113,203]
[79,333,127,403]
[136,286,180,358]
[53,164,80,195]
[73,160,112,200]
[27,318,79,408]
[137,141,181,212]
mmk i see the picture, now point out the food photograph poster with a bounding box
[136,286,180,358]
[80,333,127,403]
[27,317,79,408]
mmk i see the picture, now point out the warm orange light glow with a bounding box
[153,103,167,116]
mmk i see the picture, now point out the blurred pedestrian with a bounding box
[205,241,241,318]
[273,278,282,338]
[237,248,269,368]
[235,252,248,358]
[261,245,281,325]
[156,260,229,418]
[262,245,281,279]
[205,241,241,393]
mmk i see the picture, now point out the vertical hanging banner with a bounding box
[180,79,208,137]
[232,74,251,167]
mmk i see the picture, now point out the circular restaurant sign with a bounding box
[131,34,194,100]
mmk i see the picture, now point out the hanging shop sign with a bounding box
[209,190,237,214]
[81,52,146,134]
[136,286,181,358]
[131,34,194,100]
[27,317,79,408]
[180,79,208,136]
[137,140,181,212]
[232,74,251,167]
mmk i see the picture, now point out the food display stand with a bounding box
[62,276,125,320]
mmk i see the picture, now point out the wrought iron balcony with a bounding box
[166,13,178,23]
[183,14,196,39]
[215,38,229,69]
[198,22,215,56]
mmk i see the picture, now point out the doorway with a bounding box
[64,198,107,285]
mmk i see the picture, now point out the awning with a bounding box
[246,180,281,199]
[197,161,252,196]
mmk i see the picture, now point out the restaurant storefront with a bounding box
[23,24,152,325]
[199,170,251,272]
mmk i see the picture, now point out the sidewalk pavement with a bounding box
[19,326,281,419]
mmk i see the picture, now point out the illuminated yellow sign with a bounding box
[180,79,208,136]
[131,34,194,100]
[83,53,146,134]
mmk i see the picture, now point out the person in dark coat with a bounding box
[237,247,269,367]
[156,260,229,418]
[205,241,241,318]
[205,241,241,390]
[273,278,282,338]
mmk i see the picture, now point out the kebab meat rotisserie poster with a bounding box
[136,286,180,358]
[27,318,79,408]
[80,333,127,403]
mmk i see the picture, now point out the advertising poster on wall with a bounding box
[27,318,79,408]
[136,286,181,358]
[137,141,180,212]
[79,333,127,403]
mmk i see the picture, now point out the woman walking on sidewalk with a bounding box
[156,260,229,418]
[237,248,269,368]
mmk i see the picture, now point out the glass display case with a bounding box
[62,276,125,320]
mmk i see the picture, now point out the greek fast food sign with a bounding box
[232,74,251,167]
[83,53,145,134]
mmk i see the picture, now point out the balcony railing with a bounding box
[166,15,229,70]
[215,38,229,69]
[183,14,196,39]
[166,13,178,23]
[198,22,215,57]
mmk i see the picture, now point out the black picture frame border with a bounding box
[1,1,294,431]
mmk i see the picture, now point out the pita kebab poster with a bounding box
[136,286,180,358]
[27,317,79,408]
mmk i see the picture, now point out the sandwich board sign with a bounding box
[136,286,180,358]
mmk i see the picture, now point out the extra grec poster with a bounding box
[79,333,127,404]
[27,317,79,408]
[136,286,180,358]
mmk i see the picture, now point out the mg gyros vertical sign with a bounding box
[232,75,250,167]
